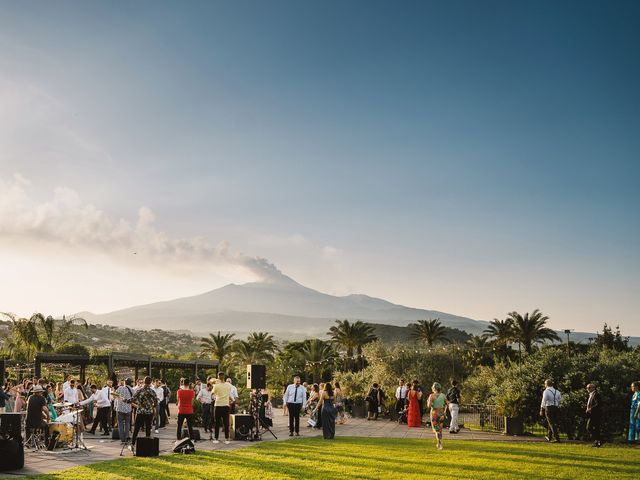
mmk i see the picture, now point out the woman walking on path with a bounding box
[629,381,640,443]
[427,382,448,450]
[407,380,423,428]
[319,382,337,439]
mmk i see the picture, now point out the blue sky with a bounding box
[0,1,638,334]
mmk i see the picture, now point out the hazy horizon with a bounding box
[1,1,639,335]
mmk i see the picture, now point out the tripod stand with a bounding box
[249,389,277,441]
[67,408,89,454]
[120,434,133,456]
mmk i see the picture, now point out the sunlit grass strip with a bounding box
[29,436,640,480]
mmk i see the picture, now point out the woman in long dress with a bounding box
[629,381,640,443]
[305,384,320,428]
[407,380,422,428]
[47,384,58,421]
[427,382,449,450]
[319,383,337,439]
[13,381,29,412]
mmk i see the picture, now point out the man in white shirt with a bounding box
[63,379,79,404]
[103,379,115,431]
[283,376,307,437]
[394,379,407,414]
[226,378,239,414]
[197,382,213,433]
[540,379,562,443]
[153,380,164,433]
[79,384,112,436]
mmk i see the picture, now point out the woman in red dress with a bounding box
[407,380,423,427]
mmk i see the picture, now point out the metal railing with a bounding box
[458,403,505,433]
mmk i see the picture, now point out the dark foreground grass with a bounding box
[29,437,640,480]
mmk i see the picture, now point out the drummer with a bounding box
[26,385,50,445]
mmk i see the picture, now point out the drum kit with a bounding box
[47,401,88,452]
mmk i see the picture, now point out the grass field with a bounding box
[30,437,640,480]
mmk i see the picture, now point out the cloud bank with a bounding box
[0,174,285,282]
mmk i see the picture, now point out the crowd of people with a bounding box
[383,377,640,449]
[0,371,248,453]
[2,373,639,451]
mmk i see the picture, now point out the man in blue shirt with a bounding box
[283,376,307,437]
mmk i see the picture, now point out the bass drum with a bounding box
[49,423,74,448]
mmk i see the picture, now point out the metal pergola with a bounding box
[33,352,218,383]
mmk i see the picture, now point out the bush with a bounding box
[55,343,90,356]
[464,345,640,439]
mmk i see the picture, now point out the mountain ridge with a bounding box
[77,275,490,335]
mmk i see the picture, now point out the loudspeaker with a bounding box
[135,436,159,457]
[230,414,253,440]
[0,413,23,441]
[246,364,266,389]
[0,438,24,471]
[182,428,200,441]
[173,437,195,454]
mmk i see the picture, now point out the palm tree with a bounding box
[232,340,262,365]
[328,320,377,371]
[410,318,449,347]
[295,339,336,383]
[507,309,560,354]
[47,315,89,350]
[483,318,513,344]
[232,332,278,365]
[200,331,236,368]
[483,318,514,362]
[1,312,87,360]
[1,313,39,361]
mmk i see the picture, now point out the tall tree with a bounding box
[483,318,513,345]
[294,339,336,383]
[232,332,278,366]
[328,320,376,371]
[410,318,449,347]
[200,331,236,368]
[507,309,560,354]
[1,312,87,360]
[482,318,514,361]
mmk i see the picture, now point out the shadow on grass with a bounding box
[29,437,640,480]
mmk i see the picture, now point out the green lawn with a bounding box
[30,437,640,480]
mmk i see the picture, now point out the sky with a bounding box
[0,0,639,335]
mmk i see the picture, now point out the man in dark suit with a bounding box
[585,383,602,447]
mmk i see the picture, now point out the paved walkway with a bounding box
[1,410,544,478]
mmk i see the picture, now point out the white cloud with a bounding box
[0,174,285,282]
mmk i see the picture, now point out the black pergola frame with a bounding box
[33,352,218,383]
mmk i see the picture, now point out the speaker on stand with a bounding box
[246,365,277,441]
